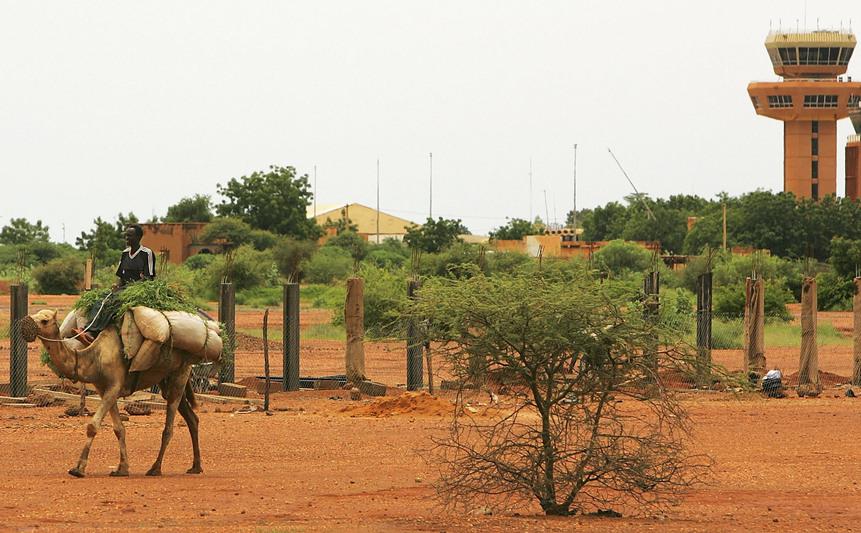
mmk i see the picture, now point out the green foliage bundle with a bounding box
[163,194,213,223]
[73,279,198,323]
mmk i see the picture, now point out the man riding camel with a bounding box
[72,224,156,344]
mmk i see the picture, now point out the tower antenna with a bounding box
[429,152,433,219]
[543,189,550,228]
[607,148,655,220]
[376,158,381,244]
[529,157,534,222]
[572,144,578,230]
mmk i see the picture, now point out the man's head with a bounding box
[124,224,144,248]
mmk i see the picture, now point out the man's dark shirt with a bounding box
[116,246,156,286]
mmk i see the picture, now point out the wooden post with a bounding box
[345,277,366,383]
[218,282,236,384]
[282,283,300,392]
[854,278,861,386]
[84,258,93,291]
[696,272,713,385]
[10,284,28,397]
[744,277,766,376]
[798,277,821,395]
[425,344,435,395]
[407,280,424,391]
[263,308,271,412]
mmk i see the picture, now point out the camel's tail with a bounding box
[184,379,198,410]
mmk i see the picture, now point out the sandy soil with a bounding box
[1,391,861,532]
[2,296,861,531]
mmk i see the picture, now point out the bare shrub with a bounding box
[409,271,708,516]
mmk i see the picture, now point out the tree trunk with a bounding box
[345,277,366,383]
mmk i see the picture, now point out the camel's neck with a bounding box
[40,334,89,382]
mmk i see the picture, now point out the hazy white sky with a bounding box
[1,1,859,241]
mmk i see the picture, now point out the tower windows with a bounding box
[812,183,819,200]
[767,95,793,108]
[840,47,855,66]
[803,95,838,108]
[812,160,819,180]
[850,95,861,108]
[812,121,819,133]
[812,138,819,156]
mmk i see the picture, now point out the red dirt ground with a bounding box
[3,296,861,531]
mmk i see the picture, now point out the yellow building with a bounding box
[311,203,417,242]
[748,30,861,199]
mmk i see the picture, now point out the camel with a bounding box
[19,309,209,478]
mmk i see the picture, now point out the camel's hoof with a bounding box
[68,468,85,478]
[186,466,203,475]
[145,468,161,477]
[109,469,129,477]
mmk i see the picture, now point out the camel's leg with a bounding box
[108,404,129,477]
[178,394,202,474]
[69,387,121,478]
[146,368,191,476]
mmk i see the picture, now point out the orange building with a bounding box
[748,30,861,199]
[140,223,218,265]
[848,134,861,199]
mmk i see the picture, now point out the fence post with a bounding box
[345,277,366,384]
[407,280,424,391]
[10,284,29,397]
[696,272,713,385]
[743,277,766,377]
[282,283,300,392]
[218,282,235,384]
[798,277,821,396]
[643,271,660,379]
[854,278,861,386]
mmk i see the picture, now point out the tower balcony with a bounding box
[747,79,861,121]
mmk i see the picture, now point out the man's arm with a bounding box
[146,248,156,280]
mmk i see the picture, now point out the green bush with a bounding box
[713,280,792,320]
[366,239,410,270]
[332,264,409,338]
[817,269,854,311]
[204,245,277,294]
[184,253,216,271]
[592,240,652,277]
[32,258,84,294]
[249,229,279,251]
[236,286,283,307]
[325,231,368,262]
[418,243,487,279]
[302,246,353,284]
[301,283,345,309]
[487,251,532,275]
[272,237,317,281]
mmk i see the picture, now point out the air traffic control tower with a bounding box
[748,31,861,199]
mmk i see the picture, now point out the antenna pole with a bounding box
[529,157,534,222]
[572,144,578,230]
[722,203,727,251]
[543,189,550,228]
[428,152,433,220]
[607,148,655,220]
[376,158,381,244]
[313,165,318,218]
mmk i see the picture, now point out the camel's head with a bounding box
[19,309,59,342]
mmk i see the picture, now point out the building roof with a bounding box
[311,203,417,235]
[766,30,856,48]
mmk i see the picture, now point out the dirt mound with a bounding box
[784,370,850,387]
[341,391,455,417]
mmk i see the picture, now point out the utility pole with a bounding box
[314,165,318,218]
[376,158,381,244]
[429,152,433,219]
[529,157,534,222]
[572,144,578,232]
[543,189,550,229]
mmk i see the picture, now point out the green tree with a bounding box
[489,218,539,240]
[0,218,50,245]
[33,257,84,294]
[75,213,138,266]
[163,194,213,222]
[734,191,804,258]
[408,272,702,516]
[404,217,468,254]
[199,217,253,247]
[829,236,861,278]
[272,237,317,281]
[592,239,653,276]
[216,165,321,239]
[581,201,628,241]
[325,230,368,263]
